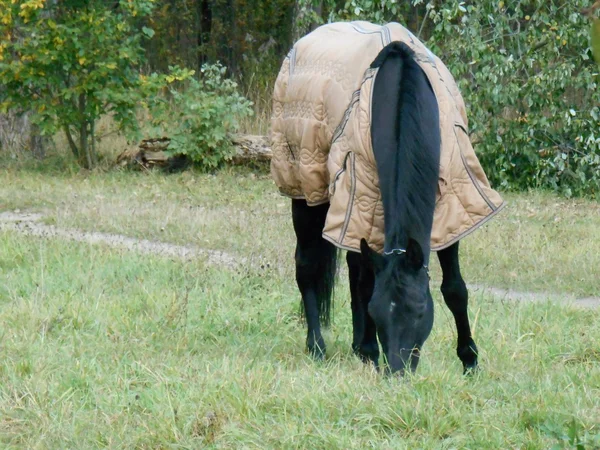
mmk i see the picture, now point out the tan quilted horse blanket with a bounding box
[270,21,505,253]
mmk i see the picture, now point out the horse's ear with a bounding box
[406,238,424,271]
[360,238,385,273]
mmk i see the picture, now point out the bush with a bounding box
[302,0,600,197]
[147,64,253,170]
[0,0,156,169]
[424,1,600,198]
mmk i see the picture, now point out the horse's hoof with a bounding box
[308,346,326,361]
[307,337,326,361]
[458,342,478,375]
[354,342,379,368]
[463,362,479,376]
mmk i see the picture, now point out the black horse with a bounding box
[290,42,478,375]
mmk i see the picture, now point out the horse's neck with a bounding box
[383,197,431,255]
[383,190,408,252]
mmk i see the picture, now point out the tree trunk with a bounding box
[0,111,47,158]
[310,1,323,32]
[29,123,46,159]
[198,0,212,69]
[78,92,94,169]
[80,120,90,169]
[63,125,80,160]
[90,118,98,167]
[0,112,26,154]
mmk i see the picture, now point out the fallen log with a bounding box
[116,134,272,170]
[230,135,272,164]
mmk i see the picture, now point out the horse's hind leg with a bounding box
[437,242,478,373]
[347,252,379,367]
[292,199,336,360]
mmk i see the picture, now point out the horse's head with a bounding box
[360,238,434,375]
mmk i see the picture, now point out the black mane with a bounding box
[370,41,441,256]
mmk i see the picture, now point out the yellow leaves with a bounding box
[38,104,45,113]
[129,0,138,17]
[525,15,530,21]
[165,69,195,84]
[78,57,86,65]
[19,0,44,9]
[106,62,117,70]
[498,1,504,8]
[1,11,12,25]
[18,0,45,22]
[0,101,11,113]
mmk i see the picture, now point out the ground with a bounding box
[0,165,599,448]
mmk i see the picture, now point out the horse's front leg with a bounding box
[292,199,335,360]
[347,252,379,368]
[437,242,478,373]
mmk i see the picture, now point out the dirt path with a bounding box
[1,210,598,308]
[467,285,599,309]
[0,211,243,269]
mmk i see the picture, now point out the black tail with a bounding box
[370,41,441,251]
[315,241,338,326]
[291,199,339,327]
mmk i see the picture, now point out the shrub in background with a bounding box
[0,0,156,168]
[425,1,600,197]
[146,64,253,170]
[300,0,600,197]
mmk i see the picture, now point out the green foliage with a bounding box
[147,64,253,170]
[0,1,254,170]
[0,0,155,168]
[143,0,295,76]
[299,0,600,197]
[423,1,600,198]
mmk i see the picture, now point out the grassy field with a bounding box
[1,164,600,448]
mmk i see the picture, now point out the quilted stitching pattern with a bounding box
[271,21,504,253]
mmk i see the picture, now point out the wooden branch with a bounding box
[582,0,600,17]
[529,38,550,54]
[229,134,272,164]
[63,125,80,160]
[116,134,273,170]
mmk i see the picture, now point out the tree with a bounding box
[0,0,156,168]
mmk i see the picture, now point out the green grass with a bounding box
[1,166,599,297]
[1,164,600,448]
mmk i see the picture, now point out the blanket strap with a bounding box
[383,248,430,278]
